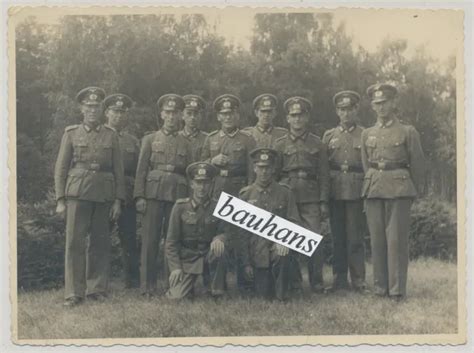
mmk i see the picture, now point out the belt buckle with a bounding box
[297,170,307,178]
[341,164,349,173]
[377,161,386,170]
[90,163,100,171]
[220,170,229,177]
[165,164,175,172]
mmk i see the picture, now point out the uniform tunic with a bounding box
[54,123,125,299]
[165,198,227,298]
[322,124,366,288]
[179,129,208,163]
[241,125,287,148]
[238,181,301,301]
[274,131,330,289]
[133,128,194,294]
[361,118,425,296]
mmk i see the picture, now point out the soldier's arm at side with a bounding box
[360,130,370,173]
[165,203,183,272]
[318,141,330,203]
[200,135,212,163]
[111,132,126,201]
[407,126,426,195]
[133,134,152,200]
[286,186,303,226]
[54,131,73,201]
[246,135,257,184]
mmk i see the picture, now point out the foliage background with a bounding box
[15,13,457,290]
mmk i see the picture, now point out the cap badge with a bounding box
[342,97,351,104]
[168,100,176,107]
[263,99,271,106]
[293,103,301,110]
[190,100,198,107]
[116,100,123,107]
[375,90,383,98]
[90,93,97,100]
[223,101,231,108]
[198,168,206,175]
[260,153,269,160]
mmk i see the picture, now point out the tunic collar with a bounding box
[219,128,239,138]
[83,123,101,133]
[191,198,210,210]
[162,128,178,137]
[105,124,123,136]
[338,123,356,133]
[289,130,308,141]
[256,125,274,134]
[376,118,395,128]
[182,127,200,138]
[254,181,274,192]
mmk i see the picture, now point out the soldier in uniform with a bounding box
[242,94,287,148]
[239,148,302,301]
[362,83,425,300]
[103,93,140,288]
[201,94,256,291]
[274,97,330,293]
[165,162,227,299]
[322,91,367,291]
[134,94,193,296]
[180,95,208,163]
[54,87,125,307]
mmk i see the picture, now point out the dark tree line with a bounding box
[15,13,456,202]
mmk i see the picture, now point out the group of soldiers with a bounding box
[54,83,425,307]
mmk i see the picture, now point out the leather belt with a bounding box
[369,161,409,170]
[182,239,210,251]
[73,162,111,172]
[281,170,317,179]
[153,164,185,175]
[330,163,363,173]
[217,169,246,177]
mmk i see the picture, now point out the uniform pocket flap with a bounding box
[365,137,377,147]
[68,169,87,177]
[152,141,166,152]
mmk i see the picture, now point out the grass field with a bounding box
[17,257,458,339]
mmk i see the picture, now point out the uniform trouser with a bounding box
[365,198,412,297]
[253,254,291,301]
[291,202,324,289]
[64,199,111,299]
[117,203,139,287]
[166,251,227,299]
[329,199,366,287]
[140,199,173,294]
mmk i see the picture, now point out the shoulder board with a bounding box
[103,125,115,131]
[240,130,253,138]
[274,135,288,143]
[308,132,322,141]
[65,124,79,132]
[274,126,288,132]
[144,130,156,136]
[175,197,190,204]
[200,131,209,137]
[278,182,291,190]
[208,130,219,137]
[239,185,252,195]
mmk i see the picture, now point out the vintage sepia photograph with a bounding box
[8,4,466,347]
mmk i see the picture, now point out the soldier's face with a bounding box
[336,105,358,124]
[81,104,102,126]
[255,108,276,127]
[287,112,309,131]
[161,109,182,131]
[371,99,395,119]
[183,109,202,130]
[217,111,239,130]
[254,164,275,185]
[106,109,127,130]
[191,179,213,200]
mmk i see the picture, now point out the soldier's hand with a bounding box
[210,238,225,257]
[110,199,122,222]
[211,154,228,167]
[169,269,183,287]
[56,199,66,217]
[275,244,289,257]
[136,198,147,214]
[244,265,254,280]
[320,202,329,219]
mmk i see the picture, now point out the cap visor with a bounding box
[336,102,352,108]
[372,97,388,103]
[193,176,211,180]
[219,108,233,113]
[259,107,274,111]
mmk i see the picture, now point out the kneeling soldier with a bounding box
[239,148,302,301]
[165,162,227,299]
